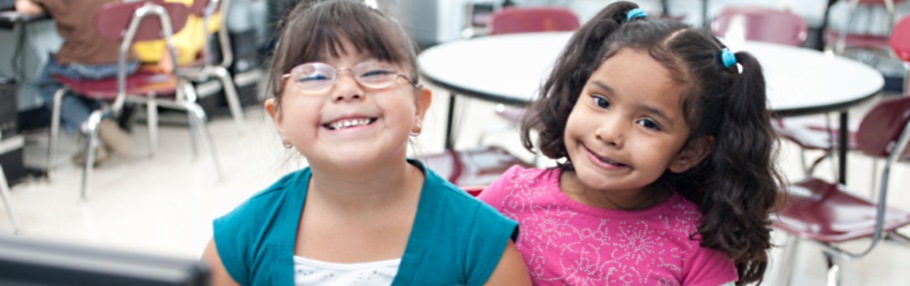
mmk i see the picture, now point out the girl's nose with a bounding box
[595,116,625,148]
[332,73,364,102]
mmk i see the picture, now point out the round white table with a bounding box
[419,32,883,116]
[418,31,885,184]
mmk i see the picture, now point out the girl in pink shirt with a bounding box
[478,1,783,285]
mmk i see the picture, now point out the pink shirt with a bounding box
[478,166,738,286]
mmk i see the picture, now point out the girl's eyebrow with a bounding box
[590,80,614,94]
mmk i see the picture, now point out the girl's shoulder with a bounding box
[217,168,310,225]
[498,165,558,186]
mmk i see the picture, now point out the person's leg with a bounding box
[30,54,94,135]
[55,60,139,157]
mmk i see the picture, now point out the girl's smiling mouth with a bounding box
[583,144,628,169]
[323,117,378,130]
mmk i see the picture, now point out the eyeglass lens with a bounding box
[289,62,403,90]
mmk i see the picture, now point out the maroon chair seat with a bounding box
[414,146,531,188]
[775,178,910,243]
[51,69,177,100]
[775,120,858,151]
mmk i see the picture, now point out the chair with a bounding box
[47,1,224,199]
[174,0,245,130]
[773,95,910,286]
[777,13,910,179]
[825,0,906,55]
[414,146,532,188]
[710,6,808,47]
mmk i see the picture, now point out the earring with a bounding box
[282,137,293,149]
[409,119,423,136]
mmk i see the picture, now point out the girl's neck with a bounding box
[559,170,669,211]
[307,159,424,211]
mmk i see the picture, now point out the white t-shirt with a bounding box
[293,256,401,286]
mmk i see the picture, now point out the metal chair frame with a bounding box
[176,0,245,130]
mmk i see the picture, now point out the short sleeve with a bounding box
[682,245,739,286]
[477,165,524,211]
[463,202,519,285]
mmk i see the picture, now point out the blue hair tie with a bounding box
[721,48,736,68]
[626,8,647,21]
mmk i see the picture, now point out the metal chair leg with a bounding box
[47,88,67,178]
[777,234,801,286]
[182,83,200,158]
[187,102,224,180]
[146,97,159,157]
[0,165,21,234]
[80,111,104,200]
[824,252,842,286]
[212,66,245,130]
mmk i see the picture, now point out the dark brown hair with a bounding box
[521,1,783,284]
[267,0,419,106]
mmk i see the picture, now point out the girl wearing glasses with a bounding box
[478,1,783,285]
[201,1,530,285]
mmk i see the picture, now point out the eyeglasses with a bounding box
[282,61,420,91]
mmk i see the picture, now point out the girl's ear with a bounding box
[264,98,285,135]
[412,86,433,133]
[668,136,714,173]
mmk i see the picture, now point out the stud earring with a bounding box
[282,138,293,149]
[410,119,423,136]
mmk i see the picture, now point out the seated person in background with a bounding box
[132,0,221,73]
[16,0,134,165]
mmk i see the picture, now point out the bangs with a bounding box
[282,1,414,69]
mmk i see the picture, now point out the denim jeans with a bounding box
[28,53,139,134]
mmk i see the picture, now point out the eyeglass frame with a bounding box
[281,61,421,91]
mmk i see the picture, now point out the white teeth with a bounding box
[329,118,371,130]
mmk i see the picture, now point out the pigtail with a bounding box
[696,51,784,285]
[520,1,641,164]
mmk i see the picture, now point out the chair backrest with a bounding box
[890,15,910,62]
[855,95,910,159]
[93,1,189,111]
[488,6,580,35]
[711,6,807,47]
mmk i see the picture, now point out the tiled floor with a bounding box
[2,82,910,285]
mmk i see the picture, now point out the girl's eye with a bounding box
[591,95,610,109]
[361,69,394,77]
[637,118,661,131]
[299,73,331,82]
